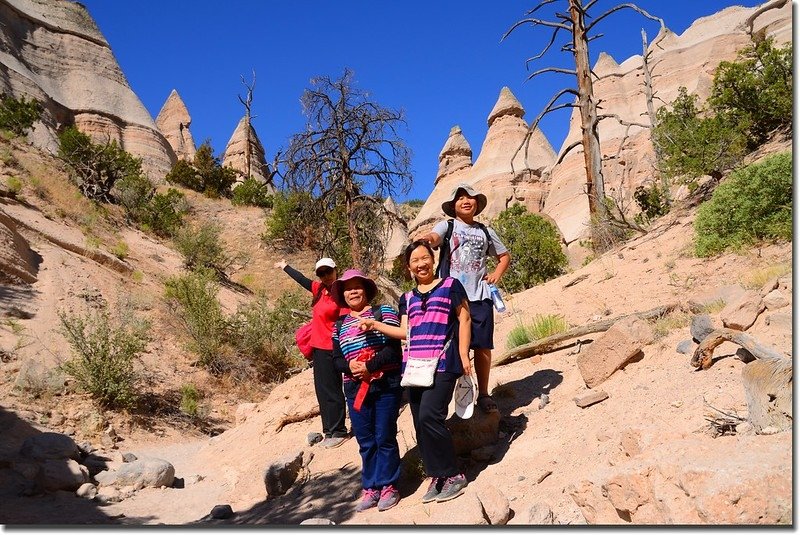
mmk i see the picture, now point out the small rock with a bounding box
[476,485,511,525]
[49,412,65,427]
[735,348,756,363]
[574,390,609,408]
[185,474,205,485]
[736,421,754,435]
[760,426,780,435]
[762,289,789,310]
[96,488,121,504]
[300,518,335,525]
[20,433,80,461]
[675,339,694,354]
[76,482,97,499]
[530,355,542,365]
[210,504,234,519]
[122,453,137,463]
[528,502,555,524]
[306,432,323,446]
[517,475,526,482]
[539,394,549,409]
[264,450,306,497]
[690,315,715,344]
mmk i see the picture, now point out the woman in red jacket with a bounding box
[275,257,350,448]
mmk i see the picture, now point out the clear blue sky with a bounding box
[78,0,761,202]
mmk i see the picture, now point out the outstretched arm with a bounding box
[359,315,407,340]
[274,259,313,292]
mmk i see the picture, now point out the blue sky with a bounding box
[78,0,761,202]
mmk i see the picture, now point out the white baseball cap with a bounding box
[314,257,336,275]
[454,374,476,419]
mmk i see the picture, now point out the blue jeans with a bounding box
[345,383,402,490]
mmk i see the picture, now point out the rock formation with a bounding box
[382,196,409,267]
[409,86,556,237]
[222,116,274,189]
[0,0,176,181]
[155,90,196,162]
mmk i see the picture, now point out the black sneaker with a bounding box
[436,474,467,502]
[421,477,443,503]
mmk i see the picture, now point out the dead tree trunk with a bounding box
[690,328,787,370]
[238,71,256,181]
[569,0,607,223]
[641,28,670,205]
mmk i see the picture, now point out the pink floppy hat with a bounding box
[330,269,378,307]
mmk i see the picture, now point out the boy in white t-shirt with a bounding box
[421,183,511,413]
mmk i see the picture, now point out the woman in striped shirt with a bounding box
[361,240,472,504]
[331,269,403,513]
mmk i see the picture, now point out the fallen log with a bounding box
[690,328,789,370]
[494,303,678,367]
[275,407,320,433]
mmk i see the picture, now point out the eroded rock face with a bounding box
[222,116,273,188]
[0,0,176,180]
[156,89,196,162]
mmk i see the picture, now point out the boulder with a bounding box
[263,450,307,498]
[721,290,764,331]
[742,359,792,433]
[429,489,488,525]
[76,482,97,499]
[476,485,511,525]
[19,433,80,461]
[577,317,652,388]
[96,457,175,490]
[690,314,715,343]
[210,504,234,519]
[762,289,789,310]
[40,458,89,491]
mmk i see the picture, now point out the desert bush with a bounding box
[709,38,792,149]
[59,309,150,409]
[0,94,42,136]
[174,222,228,273]
[165,141,237,198]
[110,240,129,260]
[5,176,22,197]
[652,87,748,184]
[231,177,273,208]
[179,384,203,418]
[265,189,317,247]
[507,314,569,349]
[141,188,187,237]
[229,291,306,382]
[694,152,792,257]
[634,182,670,225]
[58,126,146,202]
[164,268,229,373]
[492,204,568,292]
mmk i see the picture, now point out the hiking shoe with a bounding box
[436,474,467,502]
[421,477,443,503]
[377,484,400,511]
[320,436,349,449]
[355,488,380,512]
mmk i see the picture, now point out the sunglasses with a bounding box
[317,267,334,277]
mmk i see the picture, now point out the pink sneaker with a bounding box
[377,484,400,511]
[355,488,380,512]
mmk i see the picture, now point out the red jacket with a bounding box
[310,280,346,350]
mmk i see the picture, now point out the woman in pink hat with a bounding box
[275,257,349,448]
[330,269,403,513]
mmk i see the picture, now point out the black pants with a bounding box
[408,371,460,478]
[312,348,347,438]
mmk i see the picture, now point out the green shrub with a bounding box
[709,38,792,149]
[165,141,237,198]
[58,126,146,202]
[652,88,748,183]
[164,268,229,373]
[507,314,569,349]
[492,204,568,292]
[141,188,187,237]
[0,94,42,136]
[110,240,129,260]
[174,222,228,273]
[694,152,792,257]
[404,199,425,207]
[229,291,306,382]
[59,309,149,409]
[5,176,22,197]
[634,183,670,225]
[114,172,153,218]
[231,177,273,208]
[179,384,202,417]
[264,190,316,244]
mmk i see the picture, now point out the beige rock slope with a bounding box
[409,87,556,238]
[0,0,176,180]
[222,116,274,188]
[155,90,197,162]
[542,0,791,257]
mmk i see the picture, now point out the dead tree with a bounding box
[504,0,664,243]
[238,70,256,181]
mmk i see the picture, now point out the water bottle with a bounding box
[488,284,506,313]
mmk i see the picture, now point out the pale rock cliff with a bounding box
[382,196,408,267]
[409,86,556,237]
[542,0,791,260]
[156,89,196,162]
[222,116,274,189]
[0,0,176,181]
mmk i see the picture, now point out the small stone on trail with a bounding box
[539,394,549,409]
[300,518,335,525]
[307,432,323,446]
[122,453,137,463]
[210,504,234,519]
[574,390,609,408]
[675,339,694,354]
